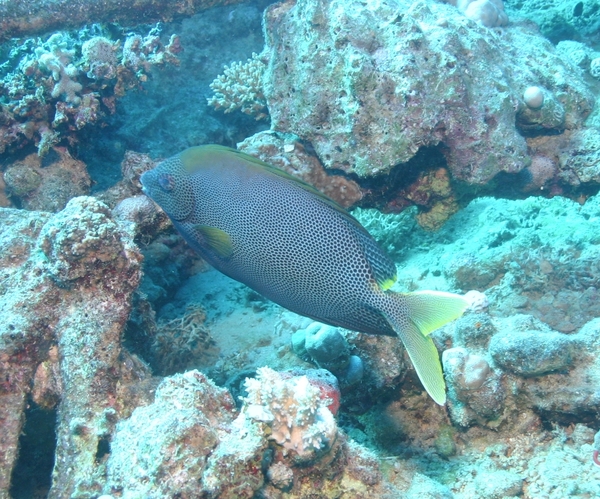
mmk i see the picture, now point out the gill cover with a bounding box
[140,153,195,221]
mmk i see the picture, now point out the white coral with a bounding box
[34,33,83,105]
[242,367,337,462]
[207,52,268,120]
[38,48,82,104]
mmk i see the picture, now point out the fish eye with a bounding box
[158,173,175,192]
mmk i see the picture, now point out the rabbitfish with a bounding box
[140,145,468,404]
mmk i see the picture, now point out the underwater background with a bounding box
[1,0,600,497]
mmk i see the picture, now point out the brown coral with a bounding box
[152,304,220,375]
[3,147,91,212]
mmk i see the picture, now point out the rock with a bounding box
[489,329,573,376]
[262,0,593,186]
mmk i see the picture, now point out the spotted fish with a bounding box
[140,145,468,404]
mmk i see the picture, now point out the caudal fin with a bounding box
[385,291,469,405]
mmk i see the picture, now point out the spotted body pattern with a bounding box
[141,145,468,404]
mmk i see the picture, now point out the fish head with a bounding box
[140,154,195,221]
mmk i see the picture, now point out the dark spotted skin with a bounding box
[142,146,400,336]
[141,145,468,405]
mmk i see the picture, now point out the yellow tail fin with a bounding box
[385,291,469,405]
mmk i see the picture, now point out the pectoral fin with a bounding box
[194,225,233,258]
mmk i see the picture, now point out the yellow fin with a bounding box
[194,225,233,258]
[397,322,447,405]
[379,277,396,291]
[403,291,469,336]
[384,290,469,405]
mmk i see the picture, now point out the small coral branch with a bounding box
[207,52,269,120]
[152,304,219,375]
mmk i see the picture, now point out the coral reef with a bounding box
[37,33,83,105]
[1,182,600,498]
[559,127,600,184]
[1,0,600,497]
[98,150,159,208]
[104,368,400,498]
[95,0,272,163]
[3,147,91,211]
[0,197,144,498]
[0,28,181,156]
[104,371,238,498]
[255,0,596,215]
[262,0,590,181]
[444,313,600,428]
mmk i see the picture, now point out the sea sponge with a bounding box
[303,323,349,370]
[293,322,364,386]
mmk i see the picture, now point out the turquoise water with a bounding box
[1,0,600,497]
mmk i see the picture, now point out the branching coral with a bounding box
[36,34,83,104]
[207,51,268,120]
[152,304,219,375]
